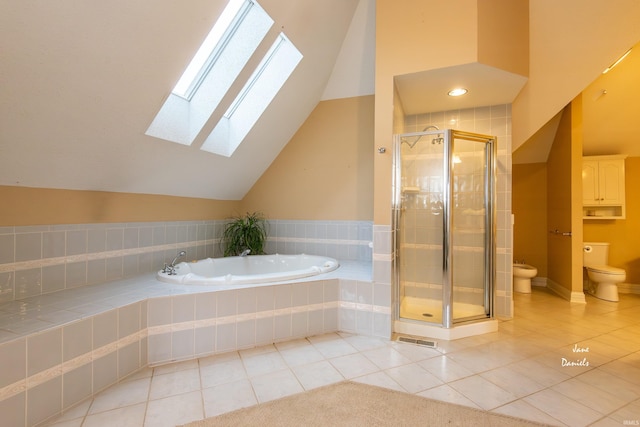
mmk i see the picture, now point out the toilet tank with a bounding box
[583,242,609,267]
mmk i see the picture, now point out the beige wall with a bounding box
[477,0,529,77]
[512,1,640,149]
[241,96,374,221]
[0,186,238,226]
[512,163,547,277]
[1,96,374,227]
[546,104,575,293]
[584,157,640,284]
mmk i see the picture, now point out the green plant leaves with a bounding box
[221,212,268,257]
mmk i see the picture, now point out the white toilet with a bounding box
[583,242,626,302]
[513,263,538,293]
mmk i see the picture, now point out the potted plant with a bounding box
[221,212,268,257]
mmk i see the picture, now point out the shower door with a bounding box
[393,129,495,328]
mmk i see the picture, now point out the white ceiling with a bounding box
[394,63,528,116]
[514,42,640,164]
[0,0,371,200]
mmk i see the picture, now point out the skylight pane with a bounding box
[146,0,273,145]
[201,33,303,157]
[172,0,247,99]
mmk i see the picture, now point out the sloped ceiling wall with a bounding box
[0,0,361,200]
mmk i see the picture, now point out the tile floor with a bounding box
[45,288,640,427]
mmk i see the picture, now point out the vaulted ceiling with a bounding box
[0,0,373,200]
[2,0,639,195]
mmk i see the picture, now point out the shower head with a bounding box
[401,125,442,148]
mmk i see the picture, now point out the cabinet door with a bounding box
[599,160,624,204]
[582,161,599,204]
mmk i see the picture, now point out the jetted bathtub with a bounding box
[156,253,339,285]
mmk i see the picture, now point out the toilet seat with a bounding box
[586,265,625,275]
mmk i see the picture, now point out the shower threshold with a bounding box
[396,297,497,340]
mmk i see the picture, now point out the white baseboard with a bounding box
[546,278,586,303]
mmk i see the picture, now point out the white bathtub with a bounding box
[156,253,339,285]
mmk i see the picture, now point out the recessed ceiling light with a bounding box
[448,88,468,97]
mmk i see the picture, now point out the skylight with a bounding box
[201,33,303,157]
[145,0,274,146]
[172,0,249,100]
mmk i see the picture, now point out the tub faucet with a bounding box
[239,249,251,257]
[163,250,186,275]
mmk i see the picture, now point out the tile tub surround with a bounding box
[0,219,373,304]
[0,260,379,427]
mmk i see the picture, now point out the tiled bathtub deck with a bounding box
[45,289,640,427]
[0,261,377,426]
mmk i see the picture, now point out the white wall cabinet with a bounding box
[582,155,627,219]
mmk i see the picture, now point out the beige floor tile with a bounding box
[491,400,565,426]
[551,377,627,415]
[88,377,151,415]
[202,378,257,418]
[144,390,204,427]
[291,360,344,390]
[328,352,379,379]
[384,363,443,393]
[249,369,304,403]
[449,375,518,410]
[417,354,474,382]
[352,371,404,392]
[241,350,288,377]
[199,357,247,389]
[524,388,604,427]
[417,384,481,409]
[149,367,201,400]
[278,343,325,367]
[84,403,146,427]
[480,365,546,398]
[362,346,412,369]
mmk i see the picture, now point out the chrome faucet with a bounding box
[163,250,186,275]
[239,249,251,257]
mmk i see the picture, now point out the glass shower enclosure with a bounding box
[393,129,496,329]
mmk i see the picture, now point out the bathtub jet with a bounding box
[156,253,339,285]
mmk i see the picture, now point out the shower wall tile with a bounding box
[397,104,514,319]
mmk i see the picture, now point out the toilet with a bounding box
[513,263,538,293]
[583,242,626,302]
